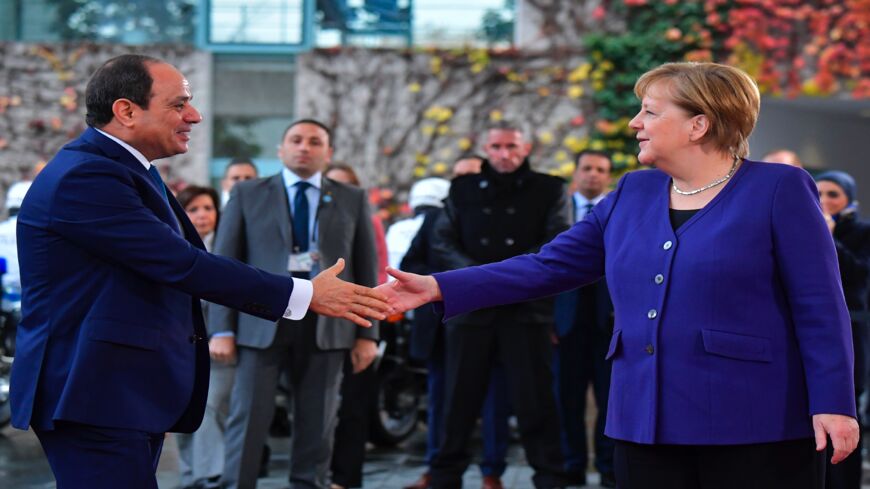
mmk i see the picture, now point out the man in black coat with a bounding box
[428,122,572,489]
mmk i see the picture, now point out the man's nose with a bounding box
[185,104,203,124]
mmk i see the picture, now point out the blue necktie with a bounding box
[293,181,311,253]
[147,165,168,202]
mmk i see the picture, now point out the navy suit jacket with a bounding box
[11,128,293,434]
[554,199,613,338]
[435,160,855,445]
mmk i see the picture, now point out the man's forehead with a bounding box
[486,129,525,144]
[286,123,328,138]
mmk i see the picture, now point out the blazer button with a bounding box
[654,274,664,284]
[505,207,516,215]
[480,238,489,246]
[663,240,673,250]
[645,344,655,355]
[482,207,493,215]
[188,335,198,343]
[505,238,515,246]
[647,309,657,319]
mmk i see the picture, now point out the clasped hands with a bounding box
[310,258,393,327]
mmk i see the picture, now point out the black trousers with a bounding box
[329,353,377,488]
[613,438,824,489]
[430,319,567,489]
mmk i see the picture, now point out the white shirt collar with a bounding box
[573,191,606,207]
[94,128,152,170]
[282,167,322,190]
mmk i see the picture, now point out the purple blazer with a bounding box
[435,160,855,445]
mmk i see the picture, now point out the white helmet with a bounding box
[408,178,450,210]
[6,181,32,211]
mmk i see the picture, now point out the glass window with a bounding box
[207,0,307,45]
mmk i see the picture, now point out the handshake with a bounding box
[310,262,442,327]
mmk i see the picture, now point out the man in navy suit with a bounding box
[552,150,616,487]
[9,54,389,489]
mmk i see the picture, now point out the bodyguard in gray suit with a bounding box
[210,119,380,489]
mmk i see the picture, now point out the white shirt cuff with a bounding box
[284,278,313,320]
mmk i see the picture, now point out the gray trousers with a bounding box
[222,315,345,489]
[177,361,236,486]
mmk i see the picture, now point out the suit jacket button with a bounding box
[480,237,489,246]
[647,309,657,319]
[663,240,673,250]
[645,344,655,355]
[505,238,515,246]
[188,335,197,343]
[654,274,664,284]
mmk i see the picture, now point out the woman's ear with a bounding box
[111,99,136,128]
[688,114,710,142]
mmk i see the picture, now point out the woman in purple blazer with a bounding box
[379,62,858,489]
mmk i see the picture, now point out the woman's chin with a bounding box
[637,155,656,167]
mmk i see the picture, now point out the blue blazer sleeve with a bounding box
[46,160,293,319]
[771,169,856,417]
[434,174,624,320]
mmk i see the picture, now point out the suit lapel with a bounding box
[268,174,294,250]
[83,128,183,235]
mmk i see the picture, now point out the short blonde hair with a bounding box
[634,62,760,159]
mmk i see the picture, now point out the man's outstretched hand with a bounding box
[374,267,442,314]
[311,259,392,327]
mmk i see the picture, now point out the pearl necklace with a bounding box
[672,158,740,196]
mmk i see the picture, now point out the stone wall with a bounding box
[0,42,211,210]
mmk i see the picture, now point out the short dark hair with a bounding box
[85,54,163,128]
[224,157,258,177]
[575,150,613,173]
[176,185,221,232]
[281,119,333,147]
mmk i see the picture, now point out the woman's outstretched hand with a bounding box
[374,267,442,314]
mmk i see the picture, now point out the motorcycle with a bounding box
[368,315,428,447]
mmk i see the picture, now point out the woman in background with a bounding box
[175,185,228,489]
[815,171,870,489]
[324,163,382,489]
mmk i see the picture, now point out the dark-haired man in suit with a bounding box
[553,150,616,488]
[10,55,388,489]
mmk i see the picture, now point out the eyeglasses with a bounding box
[819,191,843,199]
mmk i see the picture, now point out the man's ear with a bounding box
[111,99,137,128]
[688,114,710,142]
